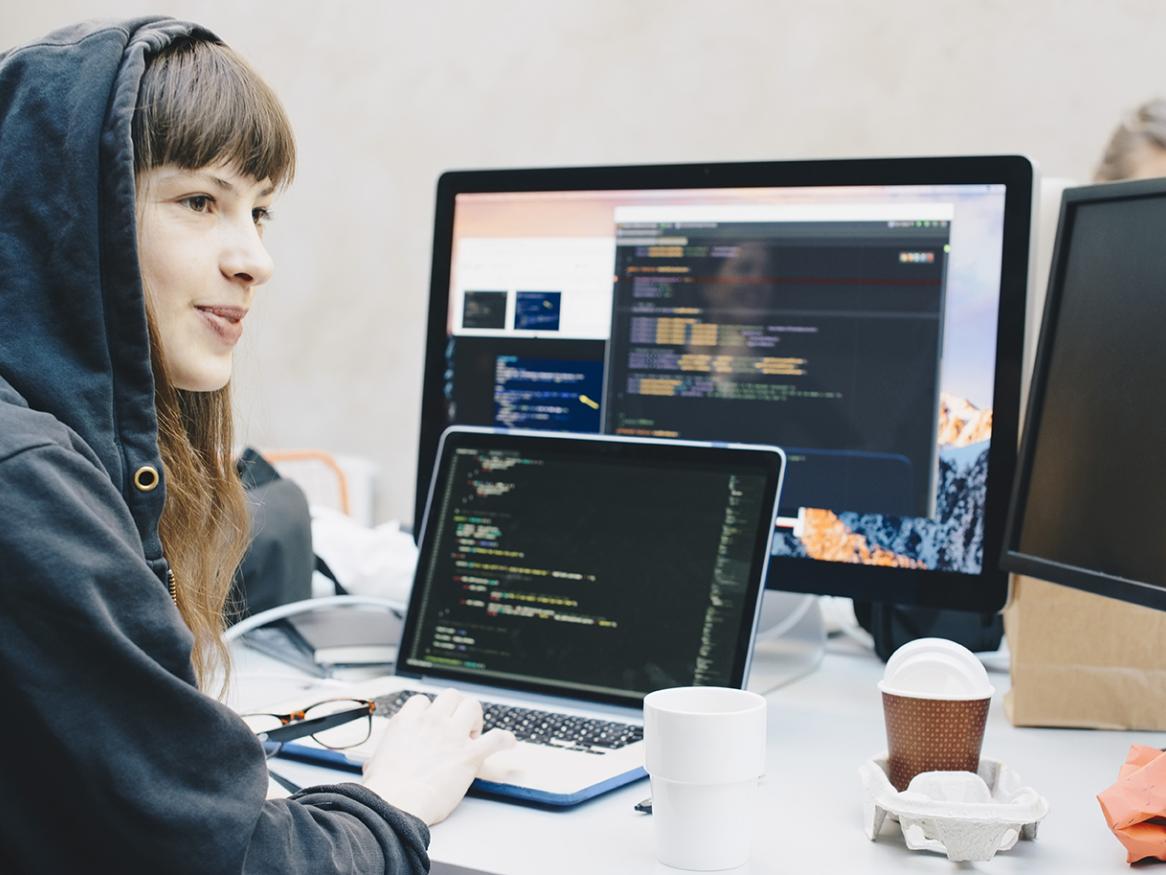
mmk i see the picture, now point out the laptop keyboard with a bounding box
[374,690,643,754]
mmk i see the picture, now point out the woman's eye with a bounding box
[183,195,212,213]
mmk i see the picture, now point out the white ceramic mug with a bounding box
[643,686,767,871]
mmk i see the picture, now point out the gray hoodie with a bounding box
[0,17,429,873]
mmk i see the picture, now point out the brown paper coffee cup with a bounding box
[882,692,990,791]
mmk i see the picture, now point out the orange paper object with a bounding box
[1097,744,1166,863]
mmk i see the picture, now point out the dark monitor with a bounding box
[1003,178,1166,611]
[416,156,1033,613]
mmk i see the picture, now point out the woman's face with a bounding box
[136,163,276,391]
[1125,141,1166,181]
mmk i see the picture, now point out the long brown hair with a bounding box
[133,38,296,692]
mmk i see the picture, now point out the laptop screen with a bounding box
[399,428,783,707]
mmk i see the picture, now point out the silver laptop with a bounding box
[283,426,784,805]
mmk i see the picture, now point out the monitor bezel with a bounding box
[1002,177,1166,612]
[416,155,1034,613]
[398,426,785,708]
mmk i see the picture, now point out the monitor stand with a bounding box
[746,590,827,695]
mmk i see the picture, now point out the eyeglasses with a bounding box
[242,698,379,758]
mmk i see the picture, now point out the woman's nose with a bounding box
[221,221,274,287]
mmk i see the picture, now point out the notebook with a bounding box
[274,426,785,805]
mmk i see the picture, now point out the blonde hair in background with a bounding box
[1094,98,1166,182]
[133,37,296,694]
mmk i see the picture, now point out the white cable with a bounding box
[836,620,876,651]
[224,595,407,643]
[226,672,351,686]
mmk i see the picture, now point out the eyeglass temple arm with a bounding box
[260,704,373,744]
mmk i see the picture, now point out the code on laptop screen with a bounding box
[404,445,771,698]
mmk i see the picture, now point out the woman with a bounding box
[0,17,512,873]
[1095,98,1166,182]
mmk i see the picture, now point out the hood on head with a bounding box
[0,17,218,561]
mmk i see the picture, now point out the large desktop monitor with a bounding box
[1003,178,1166,612]
[416,157,1033,613]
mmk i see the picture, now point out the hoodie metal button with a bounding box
[133,465,160,492]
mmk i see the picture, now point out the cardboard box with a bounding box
[1003,575,1166,730]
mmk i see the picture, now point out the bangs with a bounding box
[133,39,295,188]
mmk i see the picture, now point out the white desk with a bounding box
[231,638,1156,874]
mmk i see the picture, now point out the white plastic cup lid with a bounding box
[878,637,994,700]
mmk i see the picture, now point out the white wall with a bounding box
[6,1,1163,524]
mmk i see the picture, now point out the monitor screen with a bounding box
[1004,180,1166,611]
[418,158,1032,611]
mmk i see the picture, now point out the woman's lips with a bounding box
[196,305,246,344]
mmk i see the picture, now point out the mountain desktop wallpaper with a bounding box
[772,394,992,573]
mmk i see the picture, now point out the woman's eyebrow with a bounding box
[164,171,274,198]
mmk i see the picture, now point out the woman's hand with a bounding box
[361,689,516,825]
